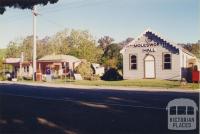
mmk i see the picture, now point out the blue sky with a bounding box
[0,0,199,48]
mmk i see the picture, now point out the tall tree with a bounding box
[0,49,6,74]
[20,36,33,61]
[5,29,103,63]
[181,43,200,58]
[190,43,200,58]
[68,30,103,62]
[37,36,51,59]
[47,29,70,55]
[119,37,134,48]
[101,43,122,69]
[6,41,21,58]
[98,36,114,50]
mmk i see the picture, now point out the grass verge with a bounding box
[51,79,200,90]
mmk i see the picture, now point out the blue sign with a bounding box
[46,68,51,75]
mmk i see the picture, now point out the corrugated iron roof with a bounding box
[38,54,80,63]
[4,58,21,64]
[120,28,197,58]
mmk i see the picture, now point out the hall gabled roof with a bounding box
[120,29,195,56]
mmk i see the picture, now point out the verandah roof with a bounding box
[4,58,21,64]
[38,54,80,63]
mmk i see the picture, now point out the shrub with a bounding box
[0,72,7,81]
[101,68,123,81]
[75,62,93,80]
[84,74,101,81]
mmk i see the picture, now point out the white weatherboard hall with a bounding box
[120,29,199,80]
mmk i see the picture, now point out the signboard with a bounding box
[133,43,159,48]
[143,48,157,53]
[166,98,198,130]
[46,75,52,82]
[133,39,159,53]
[74,74,83,80]
[46,67,51,75]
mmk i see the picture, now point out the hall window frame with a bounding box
[129,54,137,70]
[163,53,172,70]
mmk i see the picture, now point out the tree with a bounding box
[5,29,103,63]
[67,30,103,63]
[6,41,21,58]
[190,43,200,58]
[6,36,43,60]
[20,36,34,61]
[74,61,93,80]
[37,36,51,59]
[119,37,134,48]
[181,43,200,58]
[0,49,6,80]
[98,36,114,50]
[101,43,122,69]
[47,29,70,55]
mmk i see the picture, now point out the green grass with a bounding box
[52,79,200,90]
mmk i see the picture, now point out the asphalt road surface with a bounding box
[0,83,199,134]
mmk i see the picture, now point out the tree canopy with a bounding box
[101,43,122,69]
[181,43,200,58]
[98,36,114,50]
[0,0,59,14]
[5,29,103,63]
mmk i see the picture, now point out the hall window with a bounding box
[27,66,29,72]
[130,55,137,70]
[163,53,171,69]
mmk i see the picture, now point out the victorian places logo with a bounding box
[166,98,198,130]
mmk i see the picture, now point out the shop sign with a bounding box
[142,48,157,53]
[133,43,159,48]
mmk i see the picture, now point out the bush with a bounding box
[101,68,123,81]
[0,72,7,81]
[84,74,101,81]
[75,62,97,80]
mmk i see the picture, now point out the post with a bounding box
[20,52,24,81]
[64,62,67,83]
[33,6,37,81]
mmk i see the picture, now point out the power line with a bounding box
[39,15,66,29]
[1,10,33,24]
[40,0,110,14]
[1,0,79,23]
[38,0,86,12]
[3,15,30,24]
[1,9,32,22]
[2,0,110,23]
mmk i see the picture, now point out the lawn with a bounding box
[53,79,200,90]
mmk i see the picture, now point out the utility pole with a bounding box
[32,6,38,81]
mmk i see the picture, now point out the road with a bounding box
[0,83,199,134]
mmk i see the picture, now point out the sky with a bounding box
[0,0,199,48]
